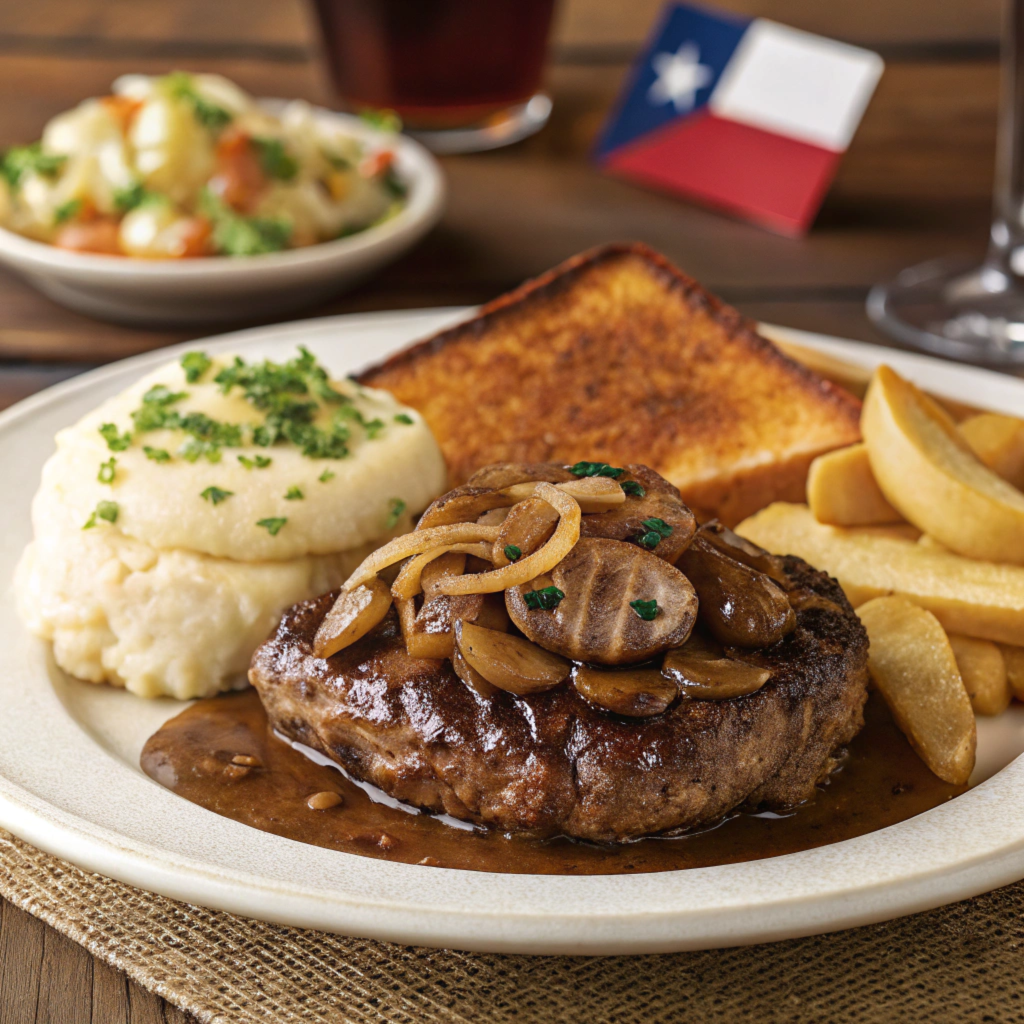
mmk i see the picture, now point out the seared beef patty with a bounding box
[250,556,868,842]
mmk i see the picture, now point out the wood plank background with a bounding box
[0,0,1008,1019]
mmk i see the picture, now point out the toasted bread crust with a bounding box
[360,244,862,524]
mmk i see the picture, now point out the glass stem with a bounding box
[989,0,1024,275]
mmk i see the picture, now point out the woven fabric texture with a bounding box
[2,827,1023,1024]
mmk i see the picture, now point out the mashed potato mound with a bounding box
[54,354,446,561]
[16,347,447,698]
[15,467,388,699]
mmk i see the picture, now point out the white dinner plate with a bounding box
[2,309,1024,956]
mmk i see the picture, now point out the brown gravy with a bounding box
[141,690,965,874]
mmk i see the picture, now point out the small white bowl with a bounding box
[0,104,446,326]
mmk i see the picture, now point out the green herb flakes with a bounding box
[503,544,522,562]
[257,517,287,536]
[238,454,271,470]
[284,486,304,500]
[179,438,222,464]
[636,517,673,550]
[318,469,335,483]
[394,413,414,425]
[385,497,406,529]
[167,73,232,131]
[200,486,233,505]
[180,351,212,383]
[200,189,290,256]
[83,500,119,530]
[621,480,645,498]
[98,423,131,452]
[568,461,624,479]
[1,143,65,189]
[97,457,116,484]
[252,137,298,181]
[362,417,386,439]
[629,599,659,621]
[143,446,171,463]
[54,198,81,224]
[523,586,565,611]
[113,183,149,212]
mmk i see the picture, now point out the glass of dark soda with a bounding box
[310,0,557,153]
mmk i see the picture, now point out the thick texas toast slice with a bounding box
[359,244,861,525]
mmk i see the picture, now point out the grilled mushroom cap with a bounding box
[578,465,696,563]
[506,538,697,665]
[677,535,796,649]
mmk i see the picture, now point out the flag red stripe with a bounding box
[600,109,840,236]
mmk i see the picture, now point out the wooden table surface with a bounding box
[0,0,1010,1020]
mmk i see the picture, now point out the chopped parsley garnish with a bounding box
[238,454,271,470]
[503,544,522,562]
[98,422,131,452]
[54,198,81,224]
[385,497,406,529]
[1,143,65,189]
[394,413,414,425]
[284,486,304,500]
[382,167,407,200]
[200,189,290,256]
[358,108,403,134]
[97,457,116,484]
[252,137,298,181]
[256,517,287,536]
[621,480,645,498]
[130,385,190,432]
[83,500,118,530]
[200,486,233,505]
[113,182,150,212]
[143,446,171,463]
[167,73,232,131]
[523,586,565,611]
[179,438,223,463]
[214,349,354,458]
[629,599,659,621]
[318,469,335,483]
[568,461,624,479]
[180,351,212,383]
[362,417,386,439]
[636,517,674,550]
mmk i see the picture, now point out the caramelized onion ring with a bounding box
[500,478,626,513]
[434,484,581,596]
[391,542,495,601]
[343,524,501,591]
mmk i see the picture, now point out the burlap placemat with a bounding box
[2,826,1023,1023]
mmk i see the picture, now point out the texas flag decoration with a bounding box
[594,4,884,235]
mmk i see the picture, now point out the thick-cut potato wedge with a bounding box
[948,633,1010,716]
[960,413,1024,490]
[862,365,1024,564]
[999,644,1024,701]
[807,443,901,526]
[737,503,1024,644]
[857,597,975,785]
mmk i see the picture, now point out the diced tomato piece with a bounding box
[176,216,213,258]
[359,150,394,178]
[55,218,122,255]
[209,127,267,213]
[101,95,143,132]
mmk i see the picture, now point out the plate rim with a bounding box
[3,309,1024,956]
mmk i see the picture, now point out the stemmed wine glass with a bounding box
[868,0,1024,366]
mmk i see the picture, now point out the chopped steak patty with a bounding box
[250,556,868,842]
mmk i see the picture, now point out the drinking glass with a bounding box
[868,0,1024,365]
[310,0,556,153]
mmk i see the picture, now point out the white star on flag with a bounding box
[647,42,713,112]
